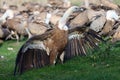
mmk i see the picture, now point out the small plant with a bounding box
[88,42,111,62]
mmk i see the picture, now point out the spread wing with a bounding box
[14,29,54,75]
[65,27,104,60]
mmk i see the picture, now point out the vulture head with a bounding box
[0,9,14,24]
[101,10,119,35]
[58,6,80,31]
[106,10,119,21]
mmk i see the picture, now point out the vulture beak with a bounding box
[74,7,86,13]
[119,16,120,19]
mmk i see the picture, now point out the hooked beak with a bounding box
[74,7,86,13]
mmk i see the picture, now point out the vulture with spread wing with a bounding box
[14,4,104,75]
[14,6,81,75]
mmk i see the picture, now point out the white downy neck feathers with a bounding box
[58,6,79,31]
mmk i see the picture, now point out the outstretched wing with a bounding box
[14,31,54,75]
[65,27,104,60]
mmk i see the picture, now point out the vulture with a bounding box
[26,12,52,38]
[0,9,14,25]
[0,27,11,39]
[100,10,119,36]
[27,22,51,38]
[3,18,28,41]
[82,0,120,11]
[14,6,81,75]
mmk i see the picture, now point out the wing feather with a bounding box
[65,27,104,60]
[14,35,50,75]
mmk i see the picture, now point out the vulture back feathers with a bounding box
[14,6,81,75]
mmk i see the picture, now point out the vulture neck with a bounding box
[45,12,52,24]
[85,0,89,8]
[58,6,75,31]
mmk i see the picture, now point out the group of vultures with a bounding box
[0,0,120,75]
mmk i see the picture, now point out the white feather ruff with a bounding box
[106,10,119,21]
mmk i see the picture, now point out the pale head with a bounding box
[58,6,80,31]
[1,9,14,20]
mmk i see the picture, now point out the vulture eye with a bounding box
[75,7,79,11]
[73,7,80,12]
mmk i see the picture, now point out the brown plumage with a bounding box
[14,6,81,75]
[0,27,10,39]
[69,10,89,28]
[3,18,28,41]
[101,20,115,36]
[90,15,106,32]
[14,26,67,75]
[28,22,50,36]
[112,25,120,42]
[47,0,71,8]
[50,15,62,25]
[64,27,104,60]
[82,0,119,10]
[100,0,119,10]
[63,6,105,60]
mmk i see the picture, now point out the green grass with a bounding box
[114,0,120,4]
[0,39,120,80]
[0,0,120,79]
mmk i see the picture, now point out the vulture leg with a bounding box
[5,30,15,40]
[60,51,65,64]
[15,31,19,42]
[25,27,32,39]
[50,49,58,65]
[5,33,14,40]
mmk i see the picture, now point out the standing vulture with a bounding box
[14,6,81,75]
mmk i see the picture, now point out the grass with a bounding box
[114,0,120,4]
[0,39,120,80]
[0,0,120,80]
